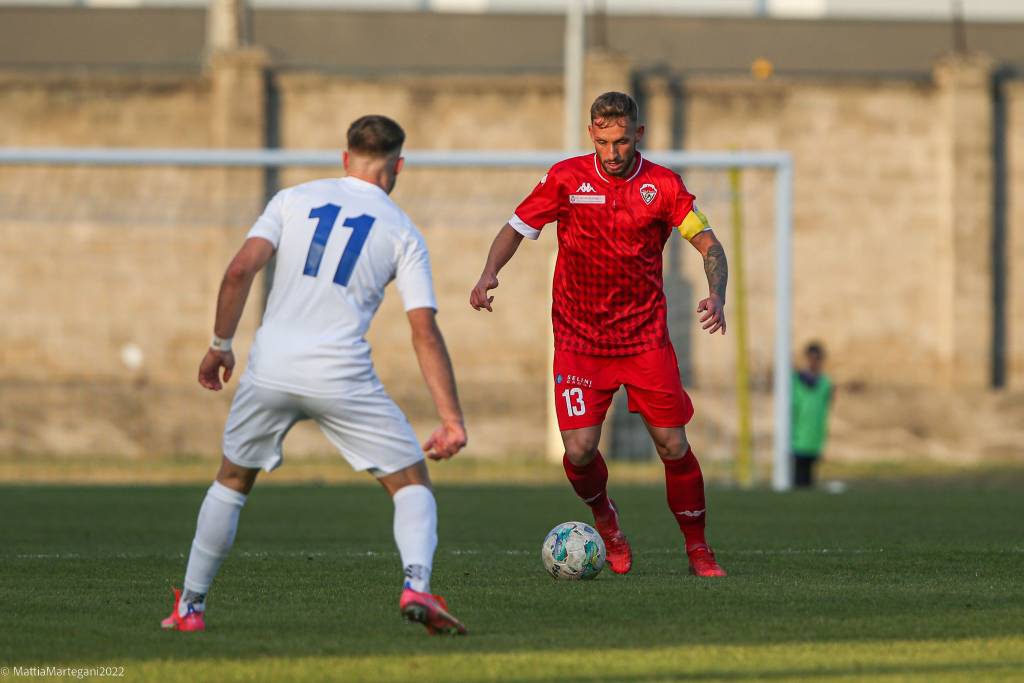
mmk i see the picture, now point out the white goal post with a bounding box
[0,147,794,491]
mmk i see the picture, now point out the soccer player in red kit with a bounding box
[470,92,728,577]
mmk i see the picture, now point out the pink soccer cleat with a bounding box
[399,587,467,636]
[687,545,728,577]
[594,499,632,574]
[160,588,206,632]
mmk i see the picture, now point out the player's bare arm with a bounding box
[407,307,467,460]
[689,229,728,335]
[470,223,524,312]
[198,237,275,391]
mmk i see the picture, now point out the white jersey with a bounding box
[243,176,436,397]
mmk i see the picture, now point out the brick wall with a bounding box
[680,76,950,386]
[0,60,1020,460]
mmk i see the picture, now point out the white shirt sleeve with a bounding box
[247,190,286,248]
[395,228,438,312]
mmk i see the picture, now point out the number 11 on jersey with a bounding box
[562,387,586,417]
[303,203,376,287]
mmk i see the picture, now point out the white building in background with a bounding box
[765,0,1023,20]
[16,0,1024,21]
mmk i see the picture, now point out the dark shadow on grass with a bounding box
[493,659,1022,683]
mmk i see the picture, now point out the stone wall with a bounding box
[678,76,950,387]
[0,56,1021,462]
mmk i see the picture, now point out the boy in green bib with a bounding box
[791,342,834,488]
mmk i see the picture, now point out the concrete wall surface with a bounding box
[1,52,1022,465]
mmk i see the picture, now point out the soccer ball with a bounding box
[541,521,606,580]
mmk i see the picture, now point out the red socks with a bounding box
[663,447,708,551]
[562,451,614,522]
[564,448,708,551]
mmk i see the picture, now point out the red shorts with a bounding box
[553,344,694,432]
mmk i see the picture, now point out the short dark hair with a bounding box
[805,341,826,358]
[590,91,639,126]
[347,115,405,157]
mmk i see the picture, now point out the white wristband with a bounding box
[210,335,233,352]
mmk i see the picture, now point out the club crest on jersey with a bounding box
[639,183,658,205]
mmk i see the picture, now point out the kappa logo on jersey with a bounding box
[540,173,548,185]
[639,183,658,205]
[570,182,605,204]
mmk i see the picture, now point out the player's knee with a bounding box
[563,440,600,466]
[378,461,432,497]
[216,456,259,494]
[561,425,602,466]
[654,432,689,461]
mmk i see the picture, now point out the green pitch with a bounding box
[2,479,1022,682]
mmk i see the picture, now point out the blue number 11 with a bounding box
[302,203,376,287]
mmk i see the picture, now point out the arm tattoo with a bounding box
[703,243,728,303]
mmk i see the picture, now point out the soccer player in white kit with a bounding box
[161,115,468,636]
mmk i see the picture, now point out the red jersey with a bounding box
[510,153,711,356]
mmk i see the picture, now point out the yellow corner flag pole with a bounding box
[730,167,754,488]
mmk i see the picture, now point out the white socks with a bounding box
[181,481,247,615]
[178,481,434,614]
[392,484,437,594]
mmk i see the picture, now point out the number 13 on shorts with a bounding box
[561,387,586,417]
[553,349,638,431]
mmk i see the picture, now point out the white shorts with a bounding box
[222,375,423,476]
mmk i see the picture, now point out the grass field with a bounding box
[2,474,1023,682]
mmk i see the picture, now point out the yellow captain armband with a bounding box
[677,206,712,241]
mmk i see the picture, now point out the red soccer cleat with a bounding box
[687,545,727,577]
[160,588,206,632]
[400,587,467,636]
[594,499,632,574]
